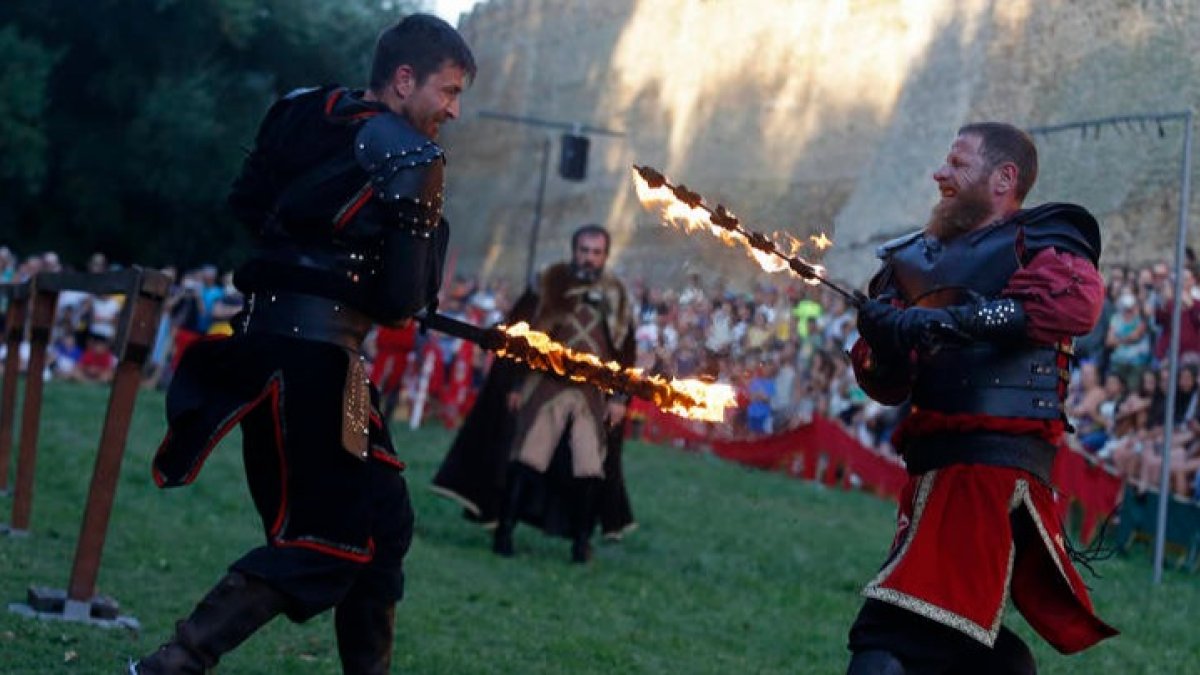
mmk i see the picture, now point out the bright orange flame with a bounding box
[633,168,826,281]
[811,232,833,250]
[497,322,735,422]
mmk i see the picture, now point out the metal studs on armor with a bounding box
[980,300,1017,327]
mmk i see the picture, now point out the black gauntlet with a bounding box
[946,298,1027,342]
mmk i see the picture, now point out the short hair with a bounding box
[571,224,610,253]
[369,14,477,91]
[957,122,1039,201]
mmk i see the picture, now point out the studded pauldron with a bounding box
[354,113,445,235]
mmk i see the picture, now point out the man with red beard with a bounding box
[846,123,1118,673]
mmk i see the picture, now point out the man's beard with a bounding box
[571,261,601,282]
[925,183,992,241]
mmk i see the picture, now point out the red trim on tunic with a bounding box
[324,88,383,124]
[151,430,174,488]
[323,89,343,117]
[273,536,375,564]
[370,447,405,470]
[333,184,374,231]
[265,380,289,537]
[151,373,283,488]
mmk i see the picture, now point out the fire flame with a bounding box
[632,168,831,285]
[496,322,736,422]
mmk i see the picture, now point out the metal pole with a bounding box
[526,137,551,287]
[1154,110,1193,583]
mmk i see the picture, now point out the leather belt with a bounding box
[901,432,1057,484]
[238,291,371,352]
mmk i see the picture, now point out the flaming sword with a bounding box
[631,165,861,308]
[416,312,734,422]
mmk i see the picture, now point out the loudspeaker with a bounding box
[559,133,590,181]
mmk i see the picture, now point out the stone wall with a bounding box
[441,0,1200,289]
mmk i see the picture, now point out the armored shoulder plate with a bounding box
[354,113,445,232]
[1016,202,1102,266]
[283,86,322,101]
[868,230,922,299]
[875,231,923,260]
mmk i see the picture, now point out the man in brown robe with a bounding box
[493,224,636,562]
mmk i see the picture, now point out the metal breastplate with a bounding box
[884,220,1022,306]
[884,221,1067,420]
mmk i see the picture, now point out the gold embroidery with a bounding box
[863,470,1025,647]
[863,586,997,646]
[1019,483,1073,587]
[341,353,370,460]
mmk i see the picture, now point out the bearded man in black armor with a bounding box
[132,14,475,675]
[845,123,1118,673]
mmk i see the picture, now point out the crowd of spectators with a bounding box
[0,246,246,389]
[1065,256,1200,501]
[8,242,1200,501]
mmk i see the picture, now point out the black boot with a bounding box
[570,478,601,564]
[493,463,529,557]
[135,571,290,674]
[335,584,396,675]
[847,649,906,674]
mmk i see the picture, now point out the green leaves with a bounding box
[0,25,61,193]
[0,0,417,268]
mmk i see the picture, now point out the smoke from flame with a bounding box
[497,322,736,422]
[632,169,830,285]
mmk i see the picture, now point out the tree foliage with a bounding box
[0,0,419,270]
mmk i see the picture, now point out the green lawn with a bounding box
[0,382,1197,673]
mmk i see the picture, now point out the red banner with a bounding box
[629,400,1123,544]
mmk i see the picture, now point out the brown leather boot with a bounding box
[135,571,289,674]
[335,586,397,675]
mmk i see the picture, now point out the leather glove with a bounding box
[855,295,904,358]
[856,293,966,356]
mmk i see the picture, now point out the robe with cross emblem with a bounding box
[510,263,635,478]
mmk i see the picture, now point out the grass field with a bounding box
[0,382,1198,673]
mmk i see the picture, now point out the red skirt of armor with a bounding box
[862,463,1117,654]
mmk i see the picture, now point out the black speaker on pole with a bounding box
[559,133,590,181]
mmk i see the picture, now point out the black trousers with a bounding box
[847,599,1036,674]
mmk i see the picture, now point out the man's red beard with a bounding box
[925,182,992,241]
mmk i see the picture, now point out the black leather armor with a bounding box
[869,203,1099,421]
[229,86,450,344]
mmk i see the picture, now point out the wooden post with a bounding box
[0,283,29,494]
[65,269,169,608]
[9,282,58,534]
